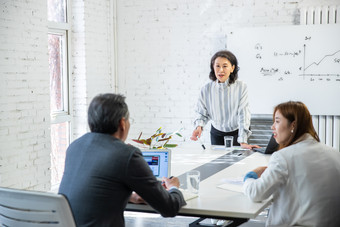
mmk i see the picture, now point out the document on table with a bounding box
[217,177,244,193]
[179,189,199,201]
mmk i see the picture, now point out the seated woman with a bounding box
[243,101,340,226]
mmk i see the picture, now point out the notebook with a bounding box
[253,134,279,154]
[141,149,171,180]
[179,189,199,201]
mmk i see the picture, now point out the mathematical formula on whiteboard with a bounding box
[228,24,340,115]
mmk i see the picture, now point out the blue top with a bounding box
[243,171,258,182]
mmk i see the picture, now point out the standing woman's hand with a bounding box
[240,143,261,150]
[190,126,202,141]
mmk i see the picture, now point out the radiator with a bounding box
[313,116,340,151]
[298,4,340,151]
[300,5,340,25]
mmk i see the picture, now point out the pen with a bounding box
[198,137,206,150]
[162,176,174,186]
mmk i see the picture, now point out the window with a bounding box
[48,0,67,23]
[48,0,71,188]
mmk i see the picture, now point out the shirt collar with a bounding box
[214,78,230,88]
[293,133,314,144]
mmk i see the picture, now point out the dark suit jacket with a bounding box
[58,133,185,227]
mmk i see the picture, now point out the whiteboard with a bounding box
[228,24,340,115]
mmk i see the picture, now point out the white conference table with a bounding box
[126,142,272,226]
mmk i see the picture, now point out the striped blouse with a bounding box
[194,79,251,144]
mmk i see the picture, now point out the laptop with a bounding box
[141,149,171,180]
[253,134,279,154]
[141,149,198,201]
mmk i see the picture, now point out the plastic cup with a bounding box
[186,170,200,194]
[224,136,233,150]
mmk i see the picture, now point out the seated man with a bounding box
[58,93,186,227]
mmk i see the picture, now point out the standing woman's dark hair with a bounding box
[273,101,319,150]
[209,50,240,84]
[88,93,129,134]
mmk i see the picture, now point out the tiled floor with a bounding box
[125,210,268,227]
[125,212,197,227]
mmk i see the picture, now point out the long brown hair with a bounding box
[273,101,319,149]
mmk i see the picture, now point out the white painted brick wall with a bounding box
[116,0,327,145]
[84,0,113,97]
[0,0,51,190]
[72,0,88,140]
[72,0,114,140]
[1,0,114,190]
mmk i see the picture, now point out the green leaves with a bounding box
[175,133,182,137]
[163,144,178,148]
[133,127,182,149]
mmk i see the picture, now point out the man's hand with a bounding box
[129,192,146,204]
[161,176,180,190]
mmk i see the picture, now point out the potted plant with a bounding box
[132,127,182,149]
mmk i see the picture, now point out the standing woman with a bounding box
[243,101,340,226]
[191,50,259,149]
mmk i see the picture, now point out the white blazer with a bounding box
[243,134,340,227]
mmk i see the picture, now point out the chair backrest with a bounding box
[248,114,273,147]
[0,187,76,227]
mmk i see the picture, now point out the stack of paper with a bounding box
[217,177,244,193]
[179,189,199,201]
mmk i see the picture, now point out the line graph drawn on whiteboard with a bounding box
[228,24,340,115]
[301,46,340,81]
[252,38,340,83]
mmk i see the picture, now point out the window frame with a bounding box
[49,30,70,119]
[48,0,73,188]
